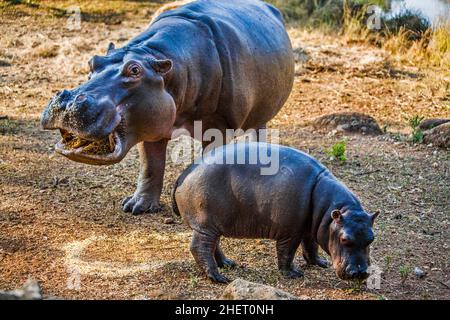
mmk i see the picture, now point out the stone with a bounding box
[163,217,175,224]
[419,118,449,131]
[311,112,383,135]
[414,267,426,279]
[0,279,42,300]
[220,278,306,300]
[423,122,450,148]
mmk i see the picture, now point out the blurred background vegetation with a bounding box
[267,0,449,68]
[1,0,449,68]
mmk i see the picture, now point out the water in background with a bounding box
[387,0,450,25]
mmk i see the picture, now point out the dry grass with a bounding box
[0,1,449,300]
[34,44,59,58]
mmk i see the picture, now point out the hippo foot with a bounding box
[313,258,330,268]
[218,258,237,269]
[207,271,231,284]
[122,195,162,215]
[281,268,304,279]
[305,256,330,268]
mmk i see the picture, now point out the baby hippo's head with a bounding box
[328,209,379,281]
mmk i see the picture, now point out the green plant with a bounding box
[349,279,364,292]
[407,115,425,144]
[327,140,347,163]
[189,273,199,288]
[384,255,392,269]
[399,265,411,285]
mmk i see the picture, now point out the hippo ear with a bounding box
[331,209,342,223]
[152,59,173,75]
[370,209,380,224]
[107,42,115,54]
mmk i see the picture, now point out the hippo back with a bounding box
[200,142,326,173]
[132,0,295,130]
[173,142,329,238]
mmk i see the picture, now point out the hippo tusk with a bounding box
[109,133,116,151]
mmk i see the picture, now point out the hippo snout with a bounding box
[344,265,370,280]
[42,88,121,140]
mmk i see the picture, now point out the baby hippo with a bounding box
[172,142,379,283]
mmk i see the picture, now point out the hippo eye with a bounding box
[126,63,142,77]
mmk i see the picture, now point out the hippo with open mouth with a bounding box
[172,142,379,283]
[40,0,295,214]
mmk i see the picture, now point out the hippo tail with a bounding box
[171,163,199,217]
[171,176,181,217]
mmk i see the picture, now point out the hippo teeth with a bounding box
[58,129,116,155]
[109,133,116,151]
[60,129,73,143]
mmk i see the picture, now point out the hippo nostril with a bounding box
[58,89,71,101]
[75,94,87,104]
[72,94,93,112]
[345,266,358,279]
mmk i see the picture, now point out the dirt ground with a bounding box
[0,1,449,300]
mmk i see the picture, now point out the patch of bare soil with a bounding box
[0,1,449,300]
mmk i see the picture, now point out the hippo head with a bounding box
[328,209,379,281]
[41,43,176,165]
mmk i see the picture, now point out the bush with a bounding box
[268,0,434,47]
[383,9,431,41]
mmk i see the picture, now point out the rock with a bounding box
[419,118,449,131]
[220,279,305,300]
[163,217,175,224]
[423,122,450,148]
[311,112,383,135]
[414,267,426,279]
[0,279,42,300]
[293,47,310,65]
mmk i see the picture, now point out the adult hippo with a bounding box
[41,0,295,214]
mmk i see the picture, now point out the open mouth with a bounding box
[54,121,128,165]
[58,129,117,155]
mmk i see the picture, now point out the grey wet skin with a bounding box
[40,0,295,215]
[173,143,379,283]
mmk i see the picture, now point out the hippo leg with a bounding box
[302,234,329,268]
[276,238,304,279]
[190,230,230,284]
[122,140,167,215]
[214,241,236,269]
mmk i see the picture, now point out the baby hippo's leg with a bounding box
[214,240,236,269]
[301,233,329,268]
[276,237,304,278]
[190,231,230,283]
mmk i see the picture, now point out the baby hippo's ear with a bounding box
[107,42,115,54]
[152,59,173,75]
[370,209,380,224]
[331,209,342,223]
